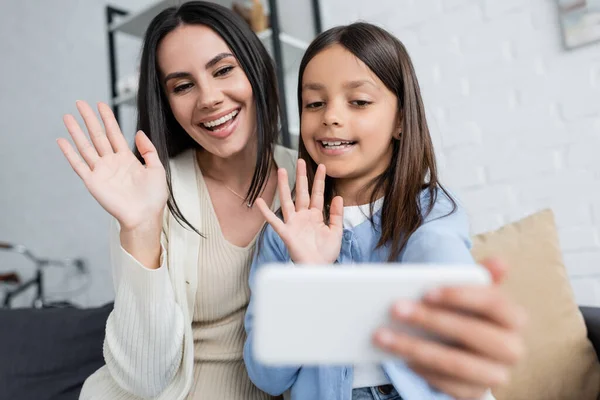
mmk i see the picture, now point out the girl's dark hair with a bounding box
[135,1,280,232]
[296,22,456,261]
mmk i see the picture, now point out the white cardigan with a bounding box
[79,145,297,400]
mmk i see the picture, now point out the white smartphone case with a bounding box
[253,264,491,365]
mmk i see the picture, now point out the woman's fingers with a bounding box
[309,164,326,211]
[97,102,130,153]
[62,114,100,168]
[390,299,525,365]
[56,138,91,182]
[295,159,310,211]
[277,168,295,222]
[423,285,528,332]
[408,364,490,399]
[373,328,509,388]
[76,100,114,157]
[134,131,162,169]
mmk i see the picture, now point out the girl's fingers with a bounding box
[97,102,131,153]
[328,195,344,231]
[408,364,490,399]
[62,114,100,168]
[309,164,326,211]
[295,159,310,211]
[134,131,162,169]
[277,168,295,222]
[76,100,114,156]
[256,198,286,236]
[480,257,509,285]
[56,138,92,182]
[390,300,525,365]
[423,285,528,332]
[373,328,509,388]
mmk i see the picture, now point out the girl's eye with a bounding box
[306,101,324,109]
[215,66,234,77]
[173,83,193,93]
[351,100,372,107]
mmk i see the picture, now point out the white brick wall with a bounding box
[321,0,600,305]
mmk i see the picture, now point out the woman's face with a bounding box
[157,24,256,159]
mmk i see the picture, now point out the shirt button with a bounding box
[378,384,393,395]
[343,231,352,241]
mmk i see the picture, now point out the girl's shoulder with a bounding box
[418,187,469,231]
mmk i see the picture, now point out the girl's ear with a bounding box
[394,110,403,140]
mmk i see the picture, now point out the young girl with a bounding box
[243,23,526,400]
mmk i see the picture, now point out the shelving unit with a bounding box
[106,0,322,149]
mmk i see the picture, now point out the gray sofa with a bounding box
[0,304,599,400]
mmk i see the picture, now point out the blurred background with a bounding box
[1,0,599,308]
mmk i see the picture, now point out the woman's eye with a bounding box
[173,83,193,93]
[215,66,234,77]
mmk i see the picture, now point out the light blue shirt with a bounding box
[244,189,474,400]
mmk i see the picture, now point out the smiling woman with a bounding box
[55,1,297,400]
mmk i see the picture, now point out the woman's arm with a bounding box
[103,216,186,399]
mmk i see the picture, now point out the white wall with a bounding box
[0,0,155,307]
[3,0,599,307]
[0,0,313,307]
[321,0,600,305]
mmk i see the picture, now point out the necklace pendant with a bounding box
[246,201,252,208]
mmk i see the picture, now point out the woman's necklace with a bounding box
[204,173,252,208]
[221,183,252,208]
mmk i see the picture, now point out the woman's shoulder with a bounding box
[169,148,196,170]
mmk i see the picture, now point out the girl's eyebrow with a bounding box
[302,82,325,91]
[343,79,378,89]
[301,80,378,91]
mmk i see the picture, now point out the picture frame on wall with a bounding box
[558,0,600,49]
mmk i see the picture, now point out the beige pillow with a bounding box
[470,209,600,400]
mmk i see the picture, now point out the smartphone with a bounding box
[252,263,491,365]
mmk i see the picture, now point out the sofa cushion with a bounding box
[0,303,112,400]
[471,209,600,400]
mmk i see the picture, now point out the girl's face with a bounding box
[300,44,399,190]
[157,24,256,159]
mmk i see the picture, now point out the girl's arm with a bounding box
[376,194,526,400]
[245,159,344,395]
[243,224,301,395]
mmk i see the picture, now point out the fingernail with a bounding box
[376,328,395,346]
[496,369,510,385]
[394,301,414,318]
[518,310,528,328]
